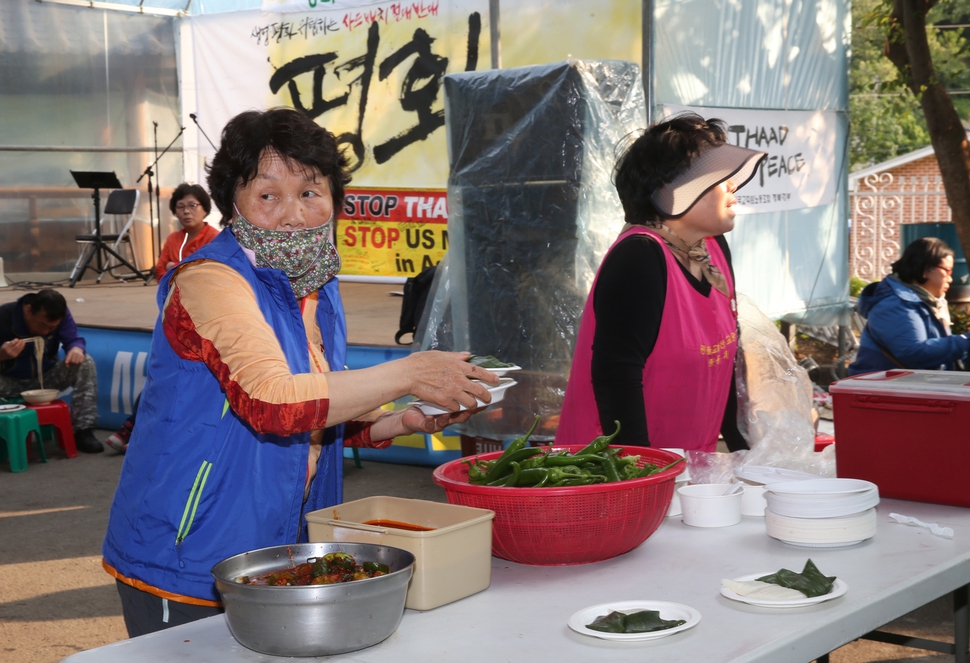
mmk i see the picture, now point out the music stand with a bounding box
[69,170,149,287]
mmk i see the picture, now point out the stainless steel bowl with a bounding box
[211,542,415,657]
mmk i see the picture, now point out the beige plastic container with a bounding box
[305,496,494,611]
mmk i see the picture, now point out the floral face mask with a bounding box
[232,205,341,298]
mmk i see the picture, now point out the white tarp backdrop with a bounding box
[663,105,838,215]
[261,0,436,12]
[653,0,851,326]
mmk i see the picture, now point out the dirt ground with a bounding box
[0,432,959,663]
[0,434,445,663]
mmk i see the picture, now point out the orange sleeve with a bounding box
[162,260,330,436]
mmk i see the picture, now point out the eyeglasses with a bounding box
[936,265,954,277]
[176,202,201,212]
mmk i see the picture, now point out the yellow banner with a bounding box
[338,186,447,277]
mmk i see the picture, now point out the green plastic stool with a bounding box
[0,408,44,473]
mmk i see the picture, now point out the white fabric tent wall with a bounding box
[651,0,851,325]
[41,0,851,325]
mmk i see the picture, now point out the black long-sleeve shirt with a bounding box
[589,233,746,451]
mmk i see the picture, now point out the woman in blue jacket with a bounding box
[850,237,970,375]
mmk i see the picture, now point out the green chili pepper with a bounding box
[657,457,686,473]
[515,468,550,486]
[482,416,540,484]
[599,449,622,483]
[550,475,603,487]
[616,455,641,480]
[631,456,685,479]
[481,448,542,484]
[519,454,548,470]
[487,474,514,486]
[505,461,523,487]
[576,420,621,456]
[546,466,588,485]
[464,459,489,484]
[542,453,604,467]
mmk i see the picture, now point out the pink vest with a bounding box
[557,227,738,452]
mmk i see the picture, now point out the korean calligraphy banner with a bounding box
[662,105,838,215]
[181,1,488,278]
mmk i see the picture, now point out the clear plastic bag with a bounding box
[731,293,835,477]
[687,450,746,485]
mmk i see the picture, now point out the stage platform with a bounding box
[0,275,470,466]
[0,275,403,347]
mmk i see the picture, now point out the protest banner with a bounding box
[182,1,488,278]
[663,105,838,214]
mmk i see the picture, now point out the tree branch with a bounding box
[882,0,970,264]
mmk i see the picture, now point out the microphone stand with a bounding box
[153,122,161,278]
[137,125,184,282]
[189,113,218,151]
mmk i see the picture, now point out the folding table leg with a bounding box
[956,584,969,663]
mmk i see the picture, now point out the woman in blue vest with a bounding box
[102,108,498,637]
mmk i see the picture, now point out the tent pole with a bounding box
[489,0,501,69]
[642,0,653,124]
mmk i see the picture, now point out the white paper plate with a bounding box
[412,378,517,416]
[765,489,879,519]
[0,403,26,413]
[779,539,868,549]
[734,466,819,485]
[765,479,877,497]
[568,601,701,641]
[484,365,521,378]
[720,574,848,608]
[765,507,877,545]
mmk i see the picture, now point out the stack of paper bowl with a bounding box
[763,479,879,548]
[733,466,819,518]
[662,449,690,517]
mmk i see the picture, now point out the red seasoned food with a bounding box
[237,552,390,586]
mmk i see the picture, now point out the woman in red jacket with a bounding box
[155,183,220,280]
[107,184,221,453]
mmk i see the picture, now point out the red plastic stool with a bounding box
[27,400,76,458]
[814,433,835,452]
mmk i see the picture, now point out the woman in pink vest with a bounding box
[558,113,766,452]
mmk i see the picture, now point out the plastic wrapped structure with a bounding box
[415,59,645,440]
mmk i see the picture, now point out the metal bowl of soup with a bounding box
[211,542,415,657]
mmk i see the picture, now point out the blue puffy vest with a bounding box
[102,230,347,603]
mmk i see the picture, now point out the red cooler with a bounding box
[830,370,970,507]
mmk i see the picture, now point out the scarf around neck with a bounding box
[622,222,729,297]
[889,273,951,331]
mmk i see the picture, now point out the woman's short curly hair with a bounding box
[169,183,211,216]
[613,112,728,225]
[892,237,954,285]
[206,108,351,226]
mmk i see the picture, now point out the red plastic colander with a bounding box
[432,445,684,565]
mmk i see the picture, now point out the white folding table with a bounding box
[64,498,970,663]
